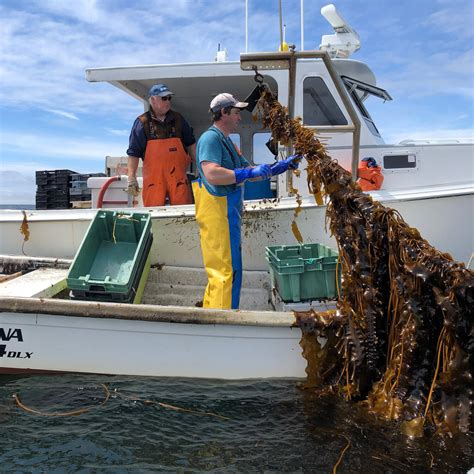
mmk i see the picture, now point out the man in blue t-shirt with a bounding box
[192,93,300,309]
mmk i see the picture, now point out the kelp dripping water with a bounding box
[257,89,474,437]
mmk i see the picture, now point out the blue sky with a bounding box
[0,0,473,204]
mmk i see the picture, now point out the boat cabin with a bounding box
[85,54,390,201]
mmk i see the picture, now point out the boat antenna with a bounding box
[300,0,304,50]
[279,0,283,51]
[245,0,248,53]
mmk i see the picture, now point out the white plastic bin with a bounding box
[87,176,144,209]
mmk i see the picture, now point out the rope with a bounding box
[13,383,110,417]
[112,214,140,244]
[116,392,230,420]
[12,385,229,421]
[333,435,351,473]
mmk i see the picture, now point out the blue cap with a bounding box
[149,83,174,97]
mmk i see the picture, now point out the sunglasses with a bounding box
[160,96,172,102]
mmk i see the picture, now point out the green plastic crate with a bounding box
[69,233,153,303]
[67,210,152,295]
[265,243,341,302]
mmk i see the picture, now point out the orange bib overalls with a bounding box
[357,158,384,192]
[142,137,192,207]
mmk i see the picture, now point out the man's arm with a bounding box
[201,161,271,185]
[126,156,140,196]
[127,155,140,179]
[126,118,146,195]
[201,161,236,185]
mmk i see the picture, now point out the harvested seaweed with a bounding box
[257,88,474,437]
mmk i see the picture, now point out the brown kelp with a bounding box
[257,88,473,437]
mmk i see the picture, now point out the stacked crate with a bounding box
[265,243,341,303]
[35,169,77,210]
[69,173,105,206]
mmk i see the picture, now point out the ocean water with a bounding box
[0,204,35,210]
[0,375,472,472]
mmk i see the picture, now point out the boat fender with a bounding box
[357,157,384,191]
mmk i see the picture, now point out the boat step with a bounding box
[148,265,271,288]
[0,268,68,298]
[142,282,271,311]
[142,267,272,310]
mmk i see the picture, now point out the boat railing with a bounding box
[240,50,361,181]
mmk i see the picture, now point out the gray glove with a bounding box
[127,176,140,197]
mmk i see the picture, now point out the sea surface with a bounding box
[0,375,472,472]
[0,204,35,210]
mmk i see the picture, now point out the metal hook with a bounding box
[252,65,264,84]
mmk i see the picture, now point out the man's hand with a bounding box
[270,154,301,176]
[127,176,140,197]
[234,164,272,184]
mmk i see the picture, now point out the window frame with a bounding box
[302,76,348,127]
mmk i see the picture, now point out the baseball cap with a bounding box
[210,93,248,112]
[149,83,174,97]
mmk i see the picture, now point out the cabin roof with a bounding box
[85,58,376,123]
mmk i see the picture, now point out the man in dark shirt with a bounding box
[126,83,196,206]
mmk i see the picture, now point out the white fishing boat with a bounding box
[0,4,472,378]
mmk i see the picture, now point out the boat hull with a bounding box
[0,299,306,379]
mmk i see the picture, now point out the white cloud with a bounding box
[32,0,101,24]
[0,1,248,117]
[45,109,80,120]
[1,130,127,161]
[369,47,474,100]
[105,128,129,137]
[425,4,474,39]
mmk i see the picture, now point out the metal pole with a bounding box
[320,53,360,180]
[245,0,248,53]
[300,0,304,51]
[240,50,361,181]
[279,0,283,50]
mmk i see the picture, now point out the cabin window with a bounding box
[341,76,392,138]
[253,133,277,165]
[345,86,380,136]
[383,154,417,169]
[303,77,348,126]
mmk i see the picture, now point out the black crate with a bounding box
[36,190,70,207]
[36,176,70,187]
[36,191,69,200]
[35,201,71,210]
[69,187,89,196]
[36,169,77,178]
[70,172,106,182]
[70,181,88,190]
[35,169,77,186]
[69,194,92,202]
[36,185,70,193]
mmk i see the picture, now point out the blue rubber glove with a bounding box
[234,164,272,184]
[270,154,301,176]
